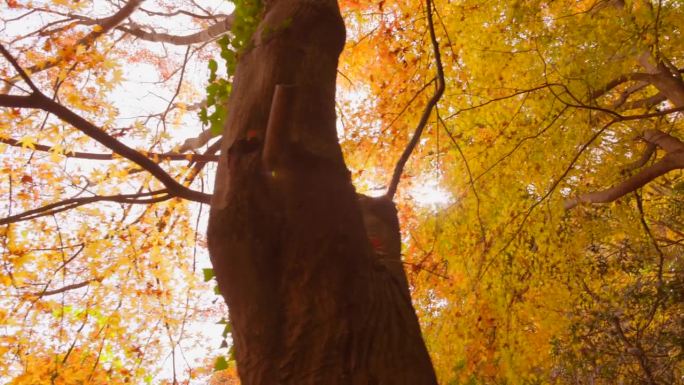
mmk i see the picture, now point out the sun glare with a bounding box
[409,180,452,208]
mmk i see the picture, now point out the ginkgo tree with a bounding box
[1,0,683,384]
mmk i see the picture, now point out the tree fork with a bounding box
[207,0,437,383]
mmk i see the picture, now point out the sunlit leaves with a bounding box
[339,0,683,383]
[1,0,683,384]
[200,0,262,137]
[1,1,226,383]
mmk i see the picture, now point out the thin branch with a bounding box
[8,0,144,82]
[31,279,95,297]
[182,137,222,185]
[119,14,234,45]
[550,80,684,119]
[441,84,558,121]
[622,92,667,110]
[565,129,684,209]
[634,192,664,288]
[479,117,623,281]
[402,261,451,280]
[137,7,229,20]
[353,78,435,168]
[611,316,658,385]
[437,110,486,245]
[589,72,655,100]
[0,136,218,162]
[0,44,40,93]
[475,106,569,182]
[0,92,211,203]
[385,0,445,199]
[178,129,218,152]
[610,82,650,109]
[0,190,171,225]
[178,99,206,111]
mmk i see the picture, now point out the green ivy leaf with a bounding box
[209,105,227,135]
[208,59,218,82]
[214,356,229,371]
[202,268,214,282]
[229,345,236,361]
[222,322,232,338]
[198,107,208,125]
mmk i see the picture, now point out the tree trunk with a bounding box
[207,0,438,384]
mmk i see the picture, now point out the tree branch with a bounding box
[565,130,684,209]
[0,44,40,93]
[611,316,658,385]
[622,92,667,110]
[31,279,96,297]
[0,136,218,162]
[0,41,213,203]
[118,14,234,45]
[6,0,144,84]
[643,128,684,153]
[0,92,211,203]
[385,0,445,199]
[589,73,655,100]
[181,137,222,186]
[0,190,171,225]
[609,82,649,109]
[1,135,220,226]
[637,52,684,107]
[178,128,218,153]
[624,142,656,171]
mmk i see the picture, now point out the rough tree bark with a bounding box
[207,0,438,383]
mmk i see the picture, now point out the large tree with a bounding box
[205,0,439,382]
[0,0,441,383]
[1,0,683,384]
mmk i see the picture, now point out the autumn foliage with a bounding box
[1,0,683,384]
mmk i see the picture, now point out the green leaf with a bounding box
[208,59,218,82]
[209,105,227,136]
[228,345,236,361]
[202,268,214,282]
[214,356,229,371]
[198,107,208,125]
[222,322,232,338]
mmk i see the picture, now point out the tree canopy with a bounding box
[1,0,683,384]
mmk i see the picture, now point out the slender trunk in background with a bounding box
[207,0,438,383]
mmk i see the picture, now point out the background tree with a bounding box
[1,0,683,384]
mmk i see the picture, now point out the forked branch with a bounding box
[0,44,212,204]
[5,0,144,86]
[178,128,218,153]
[565,129,684,209]
[385,0,445,199]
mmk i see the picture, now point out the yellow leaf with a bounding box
[18,136,36,150]
[75,44,86,56]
